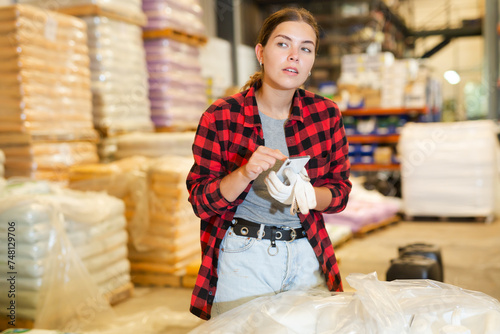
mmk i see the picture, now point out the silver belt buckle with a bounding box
[287,228,297,243]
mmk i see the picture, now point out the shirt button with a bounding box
[209,291,213,295]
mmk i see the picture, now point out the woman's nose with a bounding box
[289,49,299,61]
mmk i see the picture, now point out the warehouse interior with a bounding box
[0,0,499,333]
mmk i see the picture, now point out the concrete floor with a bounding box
[103,218,500,333]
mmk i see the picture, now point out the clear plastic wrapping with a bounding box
[190,272,500,334]
[399,120,500,219]
[0,179,133,330]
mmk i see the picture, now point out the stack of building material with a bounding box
[399,120,500,221]
[142,0,207,130]
[0,180,132,328]
[145,38,207,129]
[0,5,99,181]
[18,0,154,161]
[83,15,153,136]
[114,131,195,159]
[129,155,199,286]
[142,0,205,36]
[68,155,200,287]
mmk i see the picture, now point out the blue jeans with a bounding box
[212,226,327,316]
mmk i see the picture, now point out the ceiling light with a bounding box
[444,70,461,85]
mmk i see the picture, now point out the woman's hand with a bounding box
[241,146,288,181]
[220,146,287,202]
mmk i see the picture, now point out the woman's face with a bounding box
[256,21,316,91]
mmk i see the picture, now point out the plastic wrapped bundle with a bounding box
[0,5,99,181]
[18,0,145,25]
[129,155,200,285]
[399,120,500,220]
[0,5,95,139]
[191,272,500,333]
[83,15,153,135]
[1,141,99,181]
[115,131,195,159]
[0,180,131,329]
[142,0,205,36]
[68,155,200,287]
[145,38,207,129]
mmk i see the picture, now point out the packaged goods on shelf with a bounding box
[399,120,500,219]
[323,177,401,233]
[191,272,500,333]
[145,37,207,130]
[0,5,99,181]
[0,180,130,328]
[142,0,204,36]
[114,131,195,159]
[337,52,439,111]
[68,155,200,286]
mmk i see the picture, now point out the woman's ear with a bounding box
[255,43,263,65]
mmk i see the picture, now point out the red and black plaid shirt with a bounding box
[186,83,351,320]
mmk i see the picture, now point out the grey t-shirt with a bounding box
[234,111,301,228]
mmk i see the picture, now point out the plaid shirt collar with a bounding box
[243,84,306,127]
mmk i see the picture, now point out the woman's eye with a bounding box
[302,47,312,53]
[278,42,287,47]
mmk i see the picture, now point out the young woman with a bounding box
[186,7,351,320]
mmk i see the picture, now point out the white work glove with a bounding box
[265,167,317,215]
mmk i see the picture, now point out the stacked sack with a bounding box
[142,0,207,130]
[145,38,207,129]
[142,0,205,36]
[19,0,154,137]
[0,180,131,326]
[84,15,153,136]
[0,5,99,181]
[399,120,500,220]
[68,155,200,287]
[129,156,200,286]
[114,131,195,159]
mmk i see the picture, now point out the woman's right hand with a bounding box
[241,146,287,181]
[220,146,286,202]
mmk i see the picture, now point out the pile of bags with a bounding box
[0,180,131,329]
[0,5,99,180]
[69,155,200,287]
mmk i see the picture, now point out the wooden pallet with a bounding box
[132,273,184,287]
[0,317,34,331]
[57,4,147,26]
[404,214,494,223]
[354,215,400,238]
[143,28,208,46]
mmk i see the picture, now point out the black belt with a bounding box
[231,218,306,242]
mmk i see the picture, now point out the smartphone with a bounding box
[276,155,310,182]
